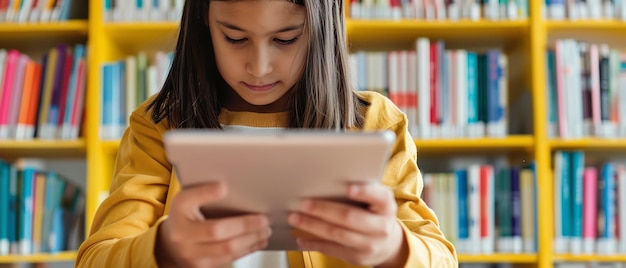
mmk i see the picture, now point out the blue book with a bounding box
[487,50,500,126]
[0,161,9,255]
[570,151,585,252]
[41,172,57,253]
[456,170,469,244]
[18,168,35,254]
[47,173,66,253]
[118,61,127,133]
[101,63,115,139]
[561,152,572,242]
[596,163,617,254]
[496,167,512,249]
[110,62,122,138]
[546,51,558,136]
[530,162,538,252]
[511,167,522,247]
[467,52,478,124]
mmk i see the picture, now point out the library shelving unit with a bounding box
[3,0,626,267]
[0,20,89,264]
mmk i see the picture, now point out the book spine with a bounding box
[582,167,597,254]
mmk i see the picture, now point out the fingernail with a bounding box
[349,185,361,196]
[300,200,313,211]
[288,213,301,226]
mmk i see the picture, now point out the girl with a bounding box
[76,0,457,267]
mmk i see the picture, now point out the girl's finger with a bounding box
[294,199,389,235]
[174,182,227,222]
[347,183,396,216]
[201,227,272,258]
[288,213,372,250]
[190,214,270,242]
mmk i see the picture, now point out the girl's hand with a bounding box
[288,183,409,267]
[156,183,271,268]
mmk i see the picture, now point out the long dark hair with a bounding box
[147,0,365,129]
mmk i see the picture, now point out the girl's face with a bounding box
[209,0,308,112]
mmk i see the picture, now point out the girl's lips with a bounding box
[244,82,279,92]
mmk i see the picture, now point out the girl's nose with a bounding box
[247,45,273,78]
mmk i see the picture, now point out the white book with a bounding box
[413,0,423,19]
[147,65,159,98]
[391,2,402,19]
[171,0,184,21]
[5,0,16,22]
[158,0,169,21]
[136,0,151,21]
[448,174,459,252]
[29,0,45,22]
[416,38,431,139]
[447,2,459,20]
[589,0,603,19]
[349,54,358,90]
[456,50,467,138]
[50,0,62,21]
[549,0,566,19]
[568,0,580,20]
[375,0,390,18]
[388,51,399,110]
[507,0,518,19]
[424,0,435,19]
[435,0,446,20]
[350,1,361,18]
[468,165,481,254]
[619,54,626,136]
[604,0,615,18]
[397,51,409,134]
[408,52,418,136]
[361,0,374,19]
[16,0,33,23]
[487,0,500,20]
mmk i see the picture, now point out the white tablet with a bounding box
[163,129,396,250]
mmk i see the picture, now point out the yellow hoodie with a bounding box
[75,91,457,267]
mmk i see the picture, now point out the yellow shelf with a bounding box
[101,140,121,155]
[0,20,89,34]
[346,19,529,48]
[414,135,534,152]
[458,254,538,263]
[550,138,626,150]
[553,254,626,262]
[0,139,86,158]
[547,20,626,31]
[0,251,77,263]
[102,22,179,52]
[0,20,89,54]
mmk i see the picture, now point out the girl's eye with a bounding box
[275,37,299,45]
[226,37,247,44]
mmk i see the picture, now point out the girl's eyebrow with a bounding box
[218,21,304,34]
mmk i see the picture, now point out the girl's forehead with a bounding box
[209,0,306,31]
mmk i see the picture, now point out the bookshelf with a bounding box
[3,0,626,267]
